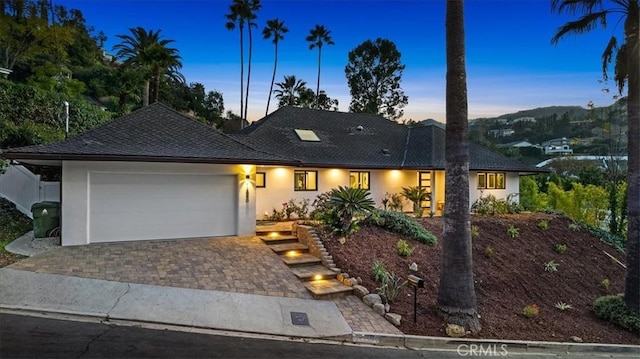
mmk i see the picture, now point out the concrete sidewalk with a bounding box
[0,268,351,339]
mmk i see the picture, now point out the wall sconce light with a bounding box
[245,174,250,202]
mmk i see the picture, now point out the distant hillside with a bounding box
[471,105,589,122]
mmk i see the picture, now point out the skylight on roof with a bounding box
[294,129,320,142]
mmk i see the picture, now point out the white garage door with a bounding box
[88,172,237,243]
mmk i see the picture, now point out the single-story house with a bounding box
[2,103,543,246]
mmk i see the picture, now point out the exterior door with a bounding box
[418,171,432,211]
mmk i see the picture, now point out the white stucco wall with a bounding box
[254,166,449,219]
[61,161,255,246]
[468,171,520,206]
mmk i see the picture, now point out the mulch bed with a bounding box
[324,213,639,345]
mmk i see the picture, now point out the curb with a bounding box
[349,331,640,354]
[3,305,638,355]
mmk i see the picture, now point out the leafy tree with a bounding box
[113,27,183,107]
[262,18,288,116]
[298,88,339,111]
[552,0,639,313]
[345,38,409,121]
[306,24,334,109]
[0,0,74,71]
[436,0,481,333]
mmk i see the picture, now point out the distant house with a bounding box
[541,137,573,155]
[497,141,534,148]
[2,103,544,246]
[488,128,515,138]
[511,117,536,124]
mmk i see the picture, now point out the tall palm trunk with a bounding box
[142,79,150,107]
[436,0,481,333]
[315,45,322,109]
[624,8,640,313]
[239,24,245,124]
[266,41,279,116]
[152,67,161,104]
[244,23,253,124]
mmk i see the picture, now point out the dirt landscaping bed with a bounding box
[324,212,639,345]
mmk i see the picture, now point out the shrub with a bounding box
[381,192,404,212]
[376,271,407,303]
[593,295,640,332]
[522,304,539,318]
[372,260,387,282]
[568,222,581,231]
[554,244,567,254]
[367,210,437,246]
[554,302,572,311]
[538,219,549,230]
[401,186,430,218]
[507,224,519,238]
[396,239,413,256]
[329,186,376,235]
[471,194,521,215]
[544,260,559,272]
[484,245,494,259]
[585,224,626,252]
[600,278,611,291]
[470,225,480,238]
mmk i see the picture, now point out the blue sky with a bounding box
[57,0,624,122]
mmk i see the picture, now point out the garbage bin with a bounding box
[31,201,60,238]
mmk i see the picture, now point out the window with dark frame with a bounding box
[349,171,370,190]
[255,172,266,188]
[477,172,506,190]
[294,170,317,191]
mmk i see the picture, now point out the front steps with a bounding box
[258,225,352,300]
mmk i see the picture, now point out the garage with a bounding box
[88,172,237,243]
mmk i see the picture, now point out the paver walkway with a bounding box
[8,233,402,335]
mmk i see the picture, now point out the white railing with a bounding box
[0,165,60,218]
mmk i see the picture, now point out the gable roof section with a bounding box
[235,107,408,168]
[2,103,294,165]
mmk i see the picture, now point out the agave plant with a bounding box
[328,186,375,234]
[401,186,430,217]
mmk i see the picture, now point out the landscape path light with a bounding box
[408,274,424,323]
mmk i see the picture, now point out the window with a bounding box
[477,172,505,189]
[255,172,266,188]
[294,170,317,191]
[349,171,370,190]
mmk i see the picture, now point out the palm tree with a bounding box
[263,18,288,116]
[226,0,261,124]
[552,0,639,313]
[306,24,334,109]
[436,0,481,333]
[113,27,182,107]
[147,44,184,104]
[273,75,307,107]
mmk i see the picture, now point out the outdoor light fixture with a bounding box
[245,174,250,202]
[245,174,250,180]
[408,275,424,323]
[313,274,323,281]
[408,275,424,288]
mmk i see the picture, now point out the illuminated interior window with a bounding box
[294,129,320,142]
[294,170,318,191]
[477,172,505,190]
[349,171,370,190]
[255,172,266,188]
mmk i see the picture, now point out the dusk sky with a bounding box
[56,0,625,122]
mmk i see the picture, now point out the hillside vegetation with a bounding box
[325,213,638,344]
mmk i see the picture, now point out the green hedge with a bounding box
[367,210,437,246]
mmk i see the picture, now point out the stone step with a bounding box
[290,265,338,281]
[280,253,321,267]
[304,279,353,300]
[267,242,309,254]
[259,235,299,245]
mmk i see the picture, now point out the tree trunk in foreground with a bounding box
[436,0,481,333]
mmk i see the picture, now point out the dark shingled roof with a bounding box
[235,106,543,172]
[2,103,294,165]
[3,103,544,173]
